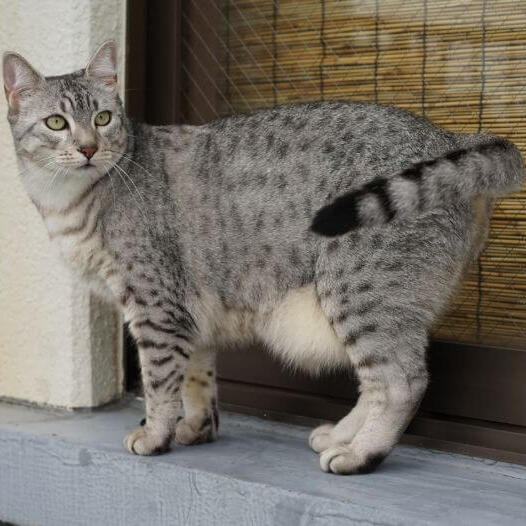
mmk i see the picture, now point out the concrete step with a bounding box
[1,399,526,525]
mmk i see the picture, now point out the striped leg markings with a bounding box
[175,347,219,446]
[123,304,196,456]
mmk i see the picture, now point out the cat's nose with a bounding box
[78,145,98,160]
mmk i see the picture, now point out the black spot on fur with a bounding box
[444,148,467,163]
[335,268,345,280]
[289,247,300,266]
[300,139,312,152]
[173,345,190,359]
[311,191,361,236]
[323,140,335,154]
[371,233,383,249]
[150,435,172,455]
[212,398,219,430]
[266,132,275,151]
[357,282,373,293]
[199,416,213,432]
[151,369,177,390]
[364,178,396,221]
[277,140,289,158]
[150,355,175,367]
[342,130,354,142]
[357,453,387,474]
[353,259,366,272]
[356,354,388,369]
[138,340,169,350]
[344,323,378,346]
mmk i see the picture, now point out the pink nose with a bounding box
[78,146,98,159]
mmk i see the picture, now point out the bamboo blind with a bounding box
[185,0,526,348]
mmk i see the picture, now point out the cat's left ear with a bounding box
[85,40,118,92]
[3,52,45,111]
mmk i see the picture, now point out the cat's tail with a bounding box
[310,137,525,237]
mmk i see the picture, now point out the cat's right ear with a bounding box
[85,40,118,92]
[2,52,44,111]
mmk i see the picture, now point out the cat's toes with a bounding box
[175,414,218,446]
[124,426,172,456]
[308,423,335,453]
[319,445,388,475]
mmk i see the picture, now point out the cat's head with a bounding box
[3,40,127,198]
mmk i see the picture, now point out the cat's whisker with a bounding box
[113,161,147,206]
[109,150,155,182]
[102,161,118,212]
[16,156,58,178]
[110,162,148,223]
[49,166,68,195]
[43,165,61,195]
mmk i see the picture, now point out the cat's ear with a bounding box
[3,52,45,111]
[85,40,118,91]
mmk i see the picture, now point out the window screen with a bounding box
[182,0,526,348]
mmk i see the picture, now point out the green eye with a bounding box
[95,111,111,126]
[45,115,67,131]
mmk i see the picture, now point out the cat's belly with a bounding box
[198,285,350,373]
[259,285,350,372]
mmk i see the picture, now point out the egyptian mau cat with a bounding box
[3,41,524,474]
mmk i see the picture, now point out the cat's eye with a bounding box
[45,115,67,131]
[95,111,112,126]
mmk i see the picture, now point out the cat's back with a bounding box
[198,101,457,192]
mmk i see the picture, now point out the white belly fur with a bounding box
[198,285,349,374]
[259,285,349,372]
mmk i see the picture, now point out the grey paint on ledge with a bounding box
[1,399,526,526]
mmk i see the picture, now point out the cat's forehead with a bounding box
[44,70,116,114]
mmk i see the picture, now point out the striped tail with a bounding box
[310,137,525,237]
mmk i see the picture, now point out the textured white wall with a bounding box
[0,0,126,407]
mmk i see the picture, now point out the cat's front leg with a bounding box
[175,346,219,446]
[123,294,197,455]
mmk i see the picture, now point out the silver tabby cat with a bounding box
[4,41,524,474]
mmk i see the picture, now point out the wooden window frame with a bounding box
[125,0,526,465]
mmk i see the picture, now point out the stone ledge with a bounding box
[1,399,526,526]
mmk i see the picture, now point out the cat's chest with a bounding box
[44,204,123,298]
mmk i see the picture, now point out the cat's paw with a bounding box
[308,423,335,453]
[175,413,218,446]
[319,444,388,475]
[124,426,172,455]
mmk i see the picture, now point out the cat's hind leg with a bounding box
[319,334,428,474]
[311,208,468,473]
[175,346,219,445]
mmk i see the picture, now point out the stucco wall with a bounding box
[0,0,126,407]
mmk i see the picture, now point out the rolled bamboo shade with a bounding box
[214,0,526,348]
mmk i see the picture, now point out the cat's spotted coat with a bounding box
[3,41,523,474]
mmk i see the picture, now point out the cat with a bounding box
[3,40,524,475]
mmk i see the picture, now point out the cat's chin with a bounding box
[74,164,105,176]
